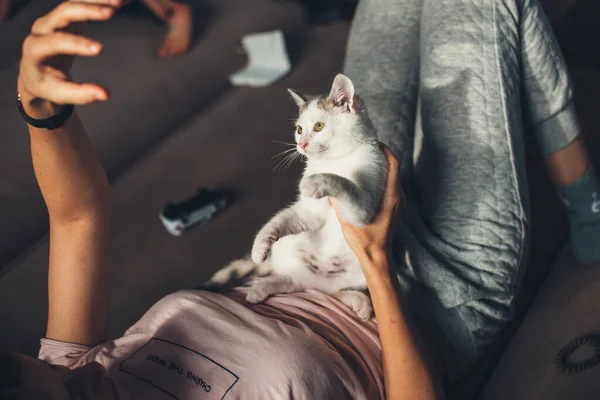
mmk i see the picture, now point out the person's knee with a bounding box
[457,295,515,354]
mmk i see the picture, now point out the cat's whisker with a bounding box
[271,140,297,147]
[272,157,285,172]
[271,142,297,155]
[274,152,299,172]
[270,147,296,160]
[273,152,294,172]
[281,152,301,171]
[270,148,297,165]
[277,154,297,172]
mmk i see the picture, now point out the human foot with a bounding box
[570,219,600,264]
[559,168,600,264]
[0,0,12,21]
[158,1,192,58]
[567,192,600,264]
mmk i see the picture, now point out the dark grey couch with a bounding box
[1,0,599,398]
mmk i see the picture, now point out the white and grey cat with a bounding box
[208,74,387,319]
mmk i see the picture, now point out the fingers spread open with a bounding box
[26,32,101,63]
[31,1,117,35]
[39,78,108,105]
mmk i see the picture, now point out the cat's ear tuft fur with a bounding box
[288,89,308,108]
[329,74,355,113]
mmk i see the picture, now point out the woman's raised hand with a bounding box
[18,0,122,117]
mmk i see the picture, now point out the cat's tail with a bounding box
[203,257,272,290]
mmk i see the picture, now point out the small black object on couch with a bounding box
[160,189,228,236]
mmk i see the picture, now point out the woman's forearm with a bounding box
[18,0,120,346]
[361,252,444,400]
[20,95,111,345]
[24,101,111,224]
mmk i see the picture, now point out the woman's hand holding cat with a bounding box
[332,147,403,272]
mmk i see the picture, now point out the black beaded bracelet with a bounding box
[17,93,74,131]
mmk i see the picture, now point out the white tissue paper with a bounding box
[230,30,291,88]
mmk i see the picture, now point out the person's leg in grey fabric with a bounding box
[343,0,423,188]
[520,0,600,265]
[345,0,600,384]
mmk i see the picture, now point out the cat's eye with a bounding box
[314,122,325,132]
[296,125,303,135]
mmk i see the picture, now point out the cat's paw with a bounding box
[246,276,299,304]
[246,282,272,304]
[251,231,278,264]
[203,258,258,291]
[300,174,332,199]
[333,290,373,321]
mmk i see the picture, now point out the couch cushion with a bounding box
[480,246,600,400]
[0,20,350,356]
[0,0,306,273]
[0,0,60,68]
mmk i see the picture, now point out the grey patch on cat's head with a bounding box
[316,96,335,112]
[313,93,368,117]
[309,74,356,113]
[290,74,358,114]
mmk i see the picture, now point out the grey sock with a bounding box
[559,168,600,264]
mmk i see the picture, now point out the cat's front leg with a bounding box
[251,206,298,264]
[252,204,327,263]
[301,173,372,225]
[252,225,280,264]
[300,173,340,199]
[246,275,302,303]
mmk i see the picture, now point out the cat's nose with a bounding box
[300,142,308,150]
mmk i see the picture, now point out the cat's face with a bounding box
[289,74,364,160]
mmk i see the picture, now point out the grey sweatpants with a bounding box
[344,0,581,382]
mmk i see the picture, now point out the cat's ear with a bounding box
[329,73,355,113]
[287,89,308,108]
